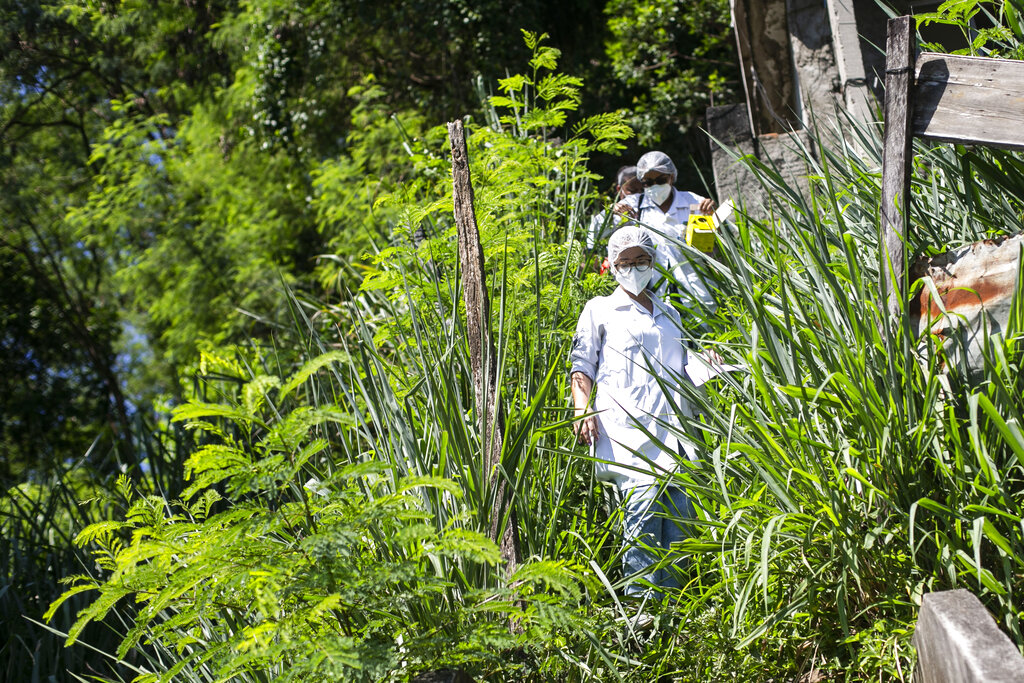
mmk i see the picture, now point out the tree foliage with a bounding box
[50,352,599,682]
[601,0,737,181]
[1,0,737,480]
[0,0,764,679]
[8,1,1024,680]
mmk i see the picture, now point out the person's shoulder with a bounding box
[584,290,630,315]
[576,296,611,332]
[579,294,608,317]
[673,189,705,205]
[585,292,619,308]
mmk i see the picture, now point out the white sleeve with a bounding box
[569,302,601,381]
[587,213,603,250]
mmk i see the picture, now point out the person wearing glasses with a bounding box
[584,165,644,275]
[614,151,717,314]
[569,225,696,598]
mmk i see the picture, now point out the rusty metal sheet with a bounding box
[909,233,1023,371]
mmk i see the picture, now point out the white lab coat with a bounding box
[569,287,696,489]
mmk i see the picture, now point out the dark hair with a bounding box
[615,165,638,187]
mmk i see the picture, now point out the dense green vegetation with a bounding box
[4,0,1024,680]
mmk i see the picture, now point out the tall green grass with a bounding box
[646,109,1024,677]
[2,419,193,683]
[41,36,675,682]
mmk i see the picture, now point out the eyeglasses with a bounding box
[641,175,671,187]
[614,259,652,273]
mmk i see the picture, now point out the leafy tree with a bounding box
[602,0,738,186]
[0,41,128,477]
[1,0,734,469]
[914,0,1024,57]
[0,0,242,473]
[0,3,751,680]
[0,241,118,481]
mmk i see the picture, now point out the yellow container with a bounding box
[686,213,717,253]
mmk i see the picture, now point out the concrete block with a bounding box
[707,103,757,212]
[914,589,1024,683]
[705,103,816,222]
[707,103,754,148]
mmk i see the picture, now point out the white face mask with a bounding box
[644,182,672,206]
[614,265,654,296]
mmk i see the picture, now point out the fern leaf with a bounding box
[74,521,128,546]
[171,402,256,425]
[279,351,350,400]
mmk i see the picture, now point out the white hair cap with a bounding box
[607,225,656,265]
[636,151,676,179]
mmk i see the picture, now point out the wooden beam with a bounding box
[446,120,522,573]
[913,53,1024,151]
[879,16,915,319]
[729,0,760,138]
[730,0,798,135]
[914,590,1024,682]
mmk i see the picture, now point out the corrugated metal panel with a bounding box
[909,233,1022,371]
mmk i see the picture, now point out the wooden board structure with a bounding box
[879,23,1024,672]
[880,16,1024,317]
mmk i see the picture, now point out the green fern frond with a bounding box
[279,351,350,400]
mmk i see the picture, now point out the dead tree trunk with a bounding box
[446,119,522,573]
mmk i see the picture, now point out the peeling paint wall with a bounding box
[712,0,878,218]
[788,0,842,124]
[731,0,800,136]
[707,102,817,220]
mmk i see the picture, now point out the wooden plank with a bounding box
[729,0,797,135]
[447,120,522,573]
[913,589,1024,682]
[448,119,490,411]
[879,16,915,319]
[729,0,760,138]
[913,53,1024,151]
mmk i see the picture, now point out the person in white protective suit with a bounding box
[614,151,718,314]
[587,164,644,252]
[568,225,700,597]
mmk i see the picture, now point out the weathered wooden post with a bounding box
[874,21,1024,678]
[446,119,522,572]
[879,15,915,320]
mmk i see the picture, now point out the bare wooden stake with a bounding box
[447,119,522,573]
[880,15,915,320]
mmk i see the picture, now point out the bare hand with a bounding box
[613,201,637,220]
[573,413,599,446]
[697,198,716,215]
[697,349,724,366]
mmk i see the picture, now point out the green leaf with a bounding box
[279,351,350,401]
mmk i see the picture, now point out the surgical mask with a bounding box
[614,264,654,296]
[644,182,672,206]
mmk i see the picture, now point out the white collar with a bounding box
[610,286,665,315]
